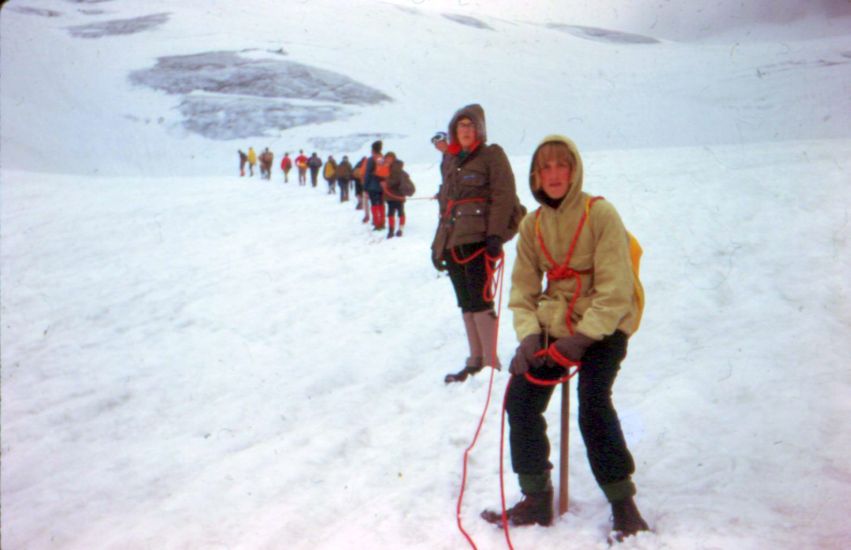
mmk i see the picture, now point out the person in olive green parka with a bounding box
[430,104,525,384]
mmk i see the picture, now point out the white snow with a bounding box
[2,1,850,549]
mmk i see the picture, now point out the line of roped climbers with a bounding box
[237,101,649,544]
[237,141,417,240]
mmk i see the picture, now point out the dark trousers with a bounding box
[444,242,492,313]
[367,189,383,206]
[507,330,635,487]
[387,200,405,218]
[338,178,349,201]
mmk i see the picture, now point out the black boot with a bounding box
[610,496,649,542]
[443,364,483,383]
[387,226,394,239]
[481,487,553,527]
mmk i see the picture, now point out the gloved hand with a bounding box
[485,235,503,258]
[552,333,597,363]
[432,255,447,272]
[509,334,544,375]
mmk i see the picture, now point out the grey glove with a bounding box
[509,334,544,375]
[552,333,596,363]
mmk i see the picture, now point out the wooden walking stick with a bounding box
[558,380,570,515]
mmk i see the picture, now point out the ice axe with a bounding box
[527,345,582,515]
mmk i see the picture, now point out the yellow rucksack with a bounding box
[586,197,644,331]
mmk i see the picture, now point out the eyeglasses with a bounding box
[457,121,476,130]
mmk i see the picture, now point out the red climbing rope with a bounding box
[456,200,603,548]
[455,250,509,549]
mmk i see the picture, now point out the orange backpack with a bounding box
[353,158,366,181]
[374,156,390,179]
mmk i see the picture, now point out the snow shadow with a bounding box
[756,55,851,76]
[9,7,63,17]
[67,13,169,38]
[547,24,659,44]
[393,5,421,16]
[129,51,392,140]
[442,14,493,30]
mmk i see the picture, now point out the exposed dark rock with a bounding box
[178,95,345,140]
[128,51,392,140]
[129,51,391,105]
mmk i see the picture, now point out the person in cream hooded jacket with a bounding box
[482,135,648,541]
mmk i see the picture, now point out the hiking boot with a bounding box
[395,229,403,237]
[443,364,484,383]
[610,497,649,542]
[481,488,553,527]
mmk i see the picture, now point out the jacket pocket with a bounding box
[451,201,487,239]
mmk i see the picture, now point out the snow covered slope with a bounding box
[1,1,850,549]
[2,140,850,549]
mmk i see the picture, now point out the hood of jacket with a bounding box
[448,103,487,148]
[528,134,585,210]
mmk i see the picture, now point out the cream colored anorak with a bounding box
[509,135,641,342]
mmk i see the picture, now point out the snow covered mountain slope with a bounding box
[1,1,850,549]
[1,0,850,176]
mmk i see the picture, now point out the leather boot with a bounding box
[481,487,553,527]
[610,496,649,542]
[444,357,483,384]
